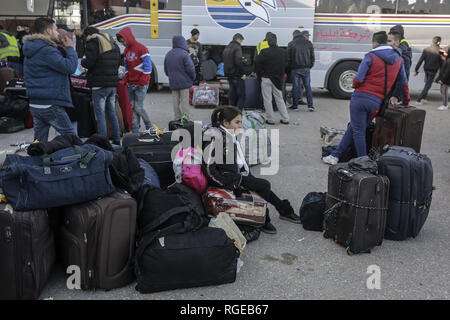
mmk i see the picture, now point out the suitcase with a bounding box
[0,67,16,92]
[72,90,96,138]
[203,188,267,227]
[244,76,263,110]
[135,227,239,293]
[0,116,25,133]
[0,205,55,300]
[372,105,426,154]
[61,192,137,291]
[324,158,389,255]
[122,131,178,189]
[378,146,433,241]
[117,82,133,132]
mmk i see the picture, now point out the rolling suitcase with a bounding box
[135,227,239,293]
[60,192,137,291]
[203,188,267,227]
[0,67,15,92]
[122,131,178,188]
[372,105,426,154]
[0,205,55,300]
[72,90,96,138]
[324,157,389,255]
[244,76,262,110]
[378,146,433,241]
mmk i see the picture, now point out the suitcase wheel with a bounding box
[323,231,330,239]
[346,247,353,256]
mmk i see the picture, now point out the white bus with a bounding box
[3,0,449,98]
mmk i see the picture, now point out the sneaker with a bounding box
[280,119,289,125]
[289,105,299,110]
[261,221,277,234]
[322,155,339,165]
[437,105,449,111]
[277,200,302,224]
[266,120,275,125]
[422,99,428,104]
[299,100,307,106]
[308,106,315,112]
[415,100,423,106]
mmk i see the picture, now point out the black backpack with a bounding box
[299,192,327,231]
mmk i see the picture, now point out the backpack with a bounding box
[241,110,272,166]
[173,147,208,195]
[299,192,327,231]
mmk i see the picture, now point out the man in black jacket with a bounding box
[415,36,442,105]
[81,27,121,145]
[287,30,315,111]
[223,33,246,110]
[254,33,289,125]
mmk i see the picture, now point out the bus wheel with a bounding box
[328,61,359,100]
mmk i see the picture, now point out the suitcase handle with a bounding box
[336,168,354,181]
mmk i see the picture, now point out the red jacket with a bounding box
[118,27,152,86]
[353,45,410,104]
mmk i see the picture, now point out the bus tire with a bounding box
[328,61,360,100]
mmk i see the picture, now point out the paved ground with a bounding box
[1,88,449,300]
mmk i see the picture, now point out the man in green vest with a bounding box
[256,32,272,55]
[0,25,21,74]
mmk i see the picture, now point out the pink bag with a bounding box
[173,147,208,194]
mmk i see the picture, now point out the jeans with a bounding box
[228,77,246,110]
[332,92,382,158]
[128,84,152,133]
[417,71,437,102]
[291,68,313,108]
[92,87,121,142]
[30,105,76,142]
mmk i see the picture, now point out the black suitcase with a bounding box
[135,227,239,293]
[244,76,262,110]
[122,131,178,188]
[72,90,96,138]
[324,157,389,255]
[60,192,137,291]
[0,204,55,300]
[0,116,25,133]
[378,146,433,241]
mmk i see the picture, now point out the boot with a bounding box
[261,209,277,234]
[278,199,301,224]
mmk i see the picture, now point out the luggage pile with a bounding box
[311,103,432,254]
[0,125,268,299]
[0,77,31,133]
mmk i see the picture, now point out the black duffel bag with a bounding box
[299,192,327,231]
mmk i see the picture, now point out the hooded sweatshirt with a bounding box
[353,45,410,106]
[22,34,78,107]
[164,36,196,90]
[117,27,152,86]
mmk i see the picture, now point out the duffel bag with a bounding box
[138,158,160,188]
[135,227,239,293]
[0,144,115,211]
[299,192,327,232]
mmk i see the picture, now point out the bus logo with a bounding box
[206,0,285,29]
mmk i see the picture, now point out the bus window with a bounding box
[88,0,150,25]
[398,0,450,14]
[315,0,396,14]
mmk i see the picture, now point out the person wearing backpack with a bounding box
[203,106,301,234]
[436,48,450,110]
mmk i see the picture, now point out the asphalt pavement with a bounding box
[1,88,448,300]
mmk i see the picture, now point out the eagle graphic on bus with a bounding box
[206,0,287,29]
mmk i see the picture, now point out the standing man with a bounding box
[254,33,290,125]
[81,27,122,145]
[415,36,442,105]
[223,33,246,110]
[322,31,410,165]
[164,35,196,120]
[187,28,203,85]
[117,27,153,133]
[287,30,315,111]
[0,25,21,74]
[22,18,77,142]
[390,25,412,79]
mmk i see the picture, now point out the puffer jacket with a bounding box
[81,33,121,88]
[23,34,78,107]
[202,126,247,191]
[164,36,196,90]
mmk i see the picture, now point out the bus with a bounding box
[3,0,449,98]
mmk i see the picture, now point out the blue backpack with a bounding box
[138,158,160,188]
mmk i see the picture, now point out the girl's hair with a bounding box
[211,106,242,127]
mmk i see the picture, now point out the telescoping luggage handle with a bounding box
[41,145,96,175]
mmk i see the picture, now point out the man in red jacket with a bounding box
[323,31,410,165]
[117,27,153,133]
